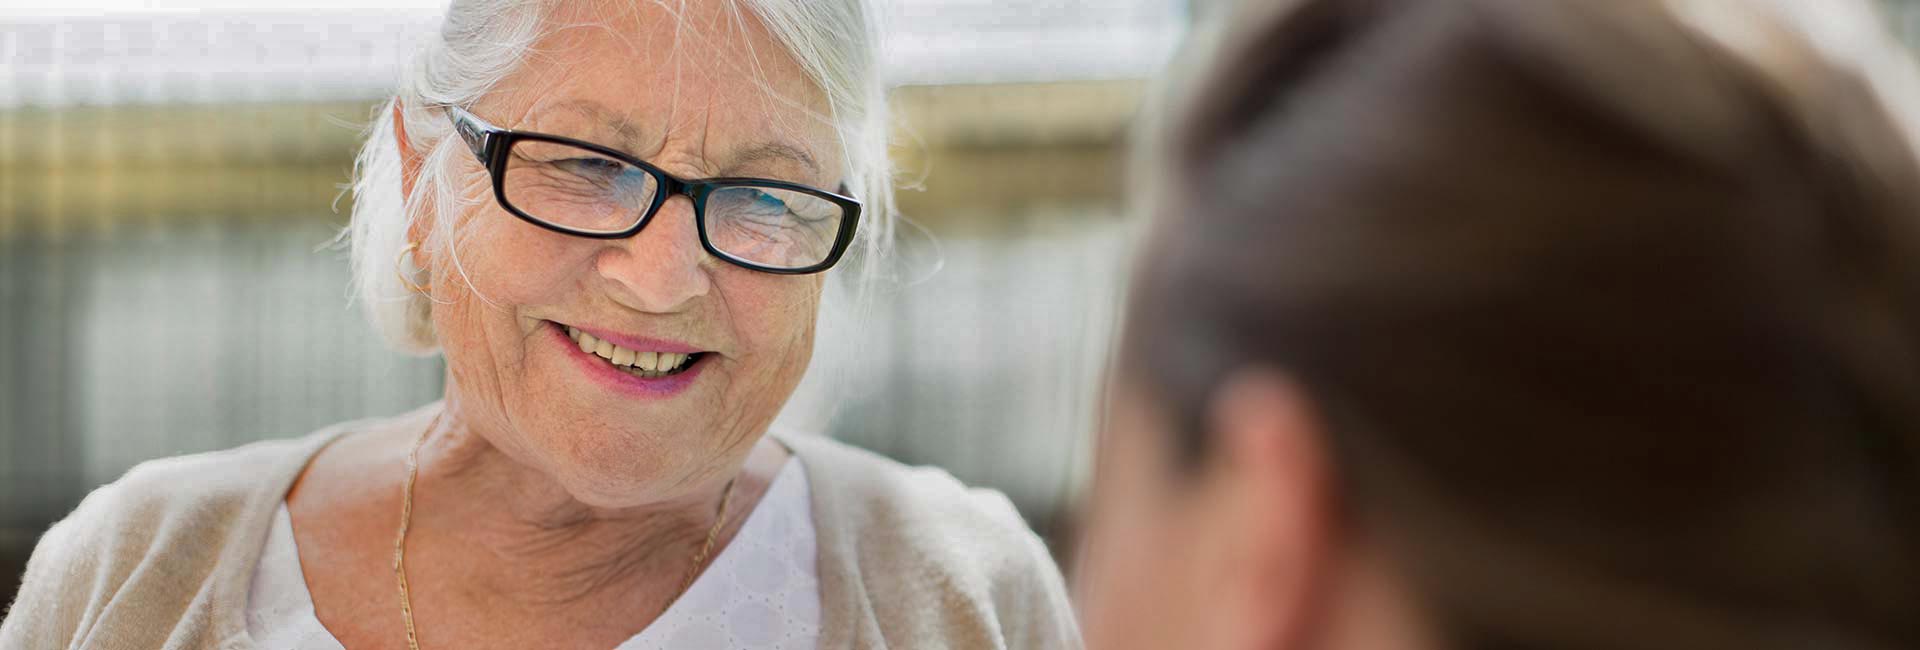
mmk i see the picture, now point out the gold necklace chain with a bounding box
[393,416,738,650]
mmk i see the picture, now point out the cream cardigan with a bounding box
[0,422,1081,649]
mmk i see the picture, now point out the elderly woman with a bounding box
[1078,0,1920,649]
[1,1,1077,648]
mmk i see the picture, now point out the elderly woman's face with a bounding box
[420,1,843,506]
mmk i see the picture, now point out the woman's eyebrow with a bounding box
[552,99,645,147]
[725,142,821,176]
[549,99,818,175]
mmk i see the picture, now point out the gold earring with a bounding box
[396,241,431,295]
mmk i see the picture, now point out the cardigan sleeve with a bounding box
[1,477,128,648]
[983,492,1083,650]
[779,430,1085,650]
[0,430,334,650]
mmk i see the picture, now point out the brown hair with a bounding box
[1124,0,1920,647]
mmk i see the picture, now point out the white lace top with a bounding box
[244,459,821,650]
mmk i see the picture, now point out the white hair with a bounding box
[344,0,894,354]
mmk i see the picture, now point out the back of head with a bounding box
[1125,0,1920,646]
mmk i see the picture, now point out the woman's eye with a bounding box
[556,157,626,176]
[748,191,790,212]
[717,189,790,216]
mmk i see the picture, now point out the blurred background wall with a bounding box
[0,0,1187,613]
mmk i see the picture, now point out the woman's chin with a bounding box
[558,480,672,510]
[543,459,688,508]
[533,427,720,502]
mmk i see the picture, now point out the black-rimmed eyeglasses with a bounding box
[445,106,861,275]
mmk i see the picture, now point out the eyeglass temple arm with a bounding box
[444,106,494,163]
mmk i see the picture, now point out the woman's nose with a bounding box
[594,196,712,314]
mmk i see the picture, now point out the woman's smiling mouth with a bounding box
[547,321,711,396]
[565,325,703,378]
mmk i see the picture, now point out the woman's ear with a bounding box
[1200,369,1335,649]
[393,99,430,269]
[394,99,422,202]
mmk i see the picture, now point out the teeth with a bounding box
[563,325,698,375]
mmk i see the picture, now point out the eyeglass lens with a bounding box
[500,138,844,270]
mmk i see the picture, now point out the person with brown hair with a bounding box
[1076,0,1920,648]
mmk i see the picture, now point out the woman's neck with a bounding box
[399,400,780,608]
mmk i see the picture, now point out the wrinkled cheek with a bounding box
[430,226,559,382]
[779,300,819,373]
[744,280,823,386]
[434,292,505,400]
[429,266,540,421]
[697,277,821,454]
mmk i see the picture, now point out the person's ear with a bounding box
[1200,369,1335,650]
[393,99,431,270]
[394,99,423,203]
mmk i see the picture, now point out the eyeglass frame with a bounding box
[443,105,863,275]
